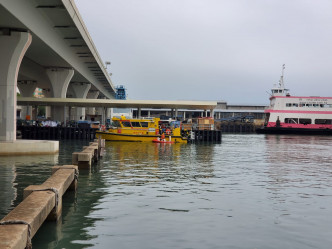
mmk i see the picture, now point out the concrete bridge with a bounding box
[0,0,115,142]
[0,0,218,146]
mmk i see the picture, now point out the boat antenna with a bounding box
[279,64,285,89]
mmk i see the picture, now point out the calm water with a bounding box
[1,134,332,249]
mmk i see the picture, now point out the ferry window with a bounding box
[121,121,132,127]
[273,90,278,93]
[140,122,149,127]
[313,104,319,108]
[279,90,283,93]
[315,119,332,124]
[286,103,291,107]
[285,118,298,124]
[299,104,304,107]
[131,122,141,127]
[305,104,313,107]
[299,118,311,124]
[292,103,298,107]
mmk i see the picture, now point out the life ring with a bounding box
[166,128,171,135]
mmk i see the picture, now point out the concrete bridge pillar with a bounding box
[96,97,105,121]
[43,88,52,119]
[86,91,99,119]
[0,30,32,142]
[46,68,74,123]
[71,82,91,120]
[17,80,37,119]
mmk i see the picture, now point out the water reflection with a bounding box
[0,154,59,218]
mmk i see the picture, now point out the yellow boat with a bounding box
[96,117,187,143]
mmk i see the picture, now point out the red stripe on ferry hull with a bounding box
[265,109,332,114]
[267,122,332,129]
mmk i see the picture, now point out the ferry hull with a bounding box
[96,131,187,143]
[256,127,332,135]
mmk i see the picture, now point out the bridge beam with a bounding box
[0,30,32,142]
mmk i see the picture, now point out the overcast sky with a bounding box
[76,0,332,104]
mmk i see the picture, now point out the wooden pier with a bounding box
[18,126,98,140]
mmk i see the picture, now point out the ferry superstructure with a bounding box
[257,65,332,134]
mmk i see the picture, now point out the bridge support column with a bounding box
[42,89,52,119]
[46,68,74,123]
[0,30,32,142]
[71,83,91,120]
[17,80,37,119]
[86,91,99,119]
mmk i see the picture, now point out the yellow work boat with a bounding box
[96,117,187,143]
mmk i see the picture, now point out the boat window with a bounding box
[140,122,149,127]
[286,103,292,107]
[131,122,141,127]
[305,104,313,107]
[285,118,298,124]
[279,90,283,93]
[299,118,311,124]
[112,120,121,127]
[292,103,298,107]
[313,104,320,108]
[121,121,132,127]
[315,119,332,124]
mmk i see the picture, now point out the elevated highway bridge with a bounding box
[0,0,217,142]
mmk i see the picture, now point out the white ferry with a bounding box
[257,65,332,135]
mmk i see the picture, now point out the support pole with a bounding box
[138,107,141,119]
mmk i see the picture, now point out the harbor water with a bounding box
[1,134,332,249]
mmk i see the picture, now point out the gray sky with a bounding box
[76,0,332,104]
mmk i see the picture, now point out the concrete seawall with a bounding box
[0,140,59,156]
